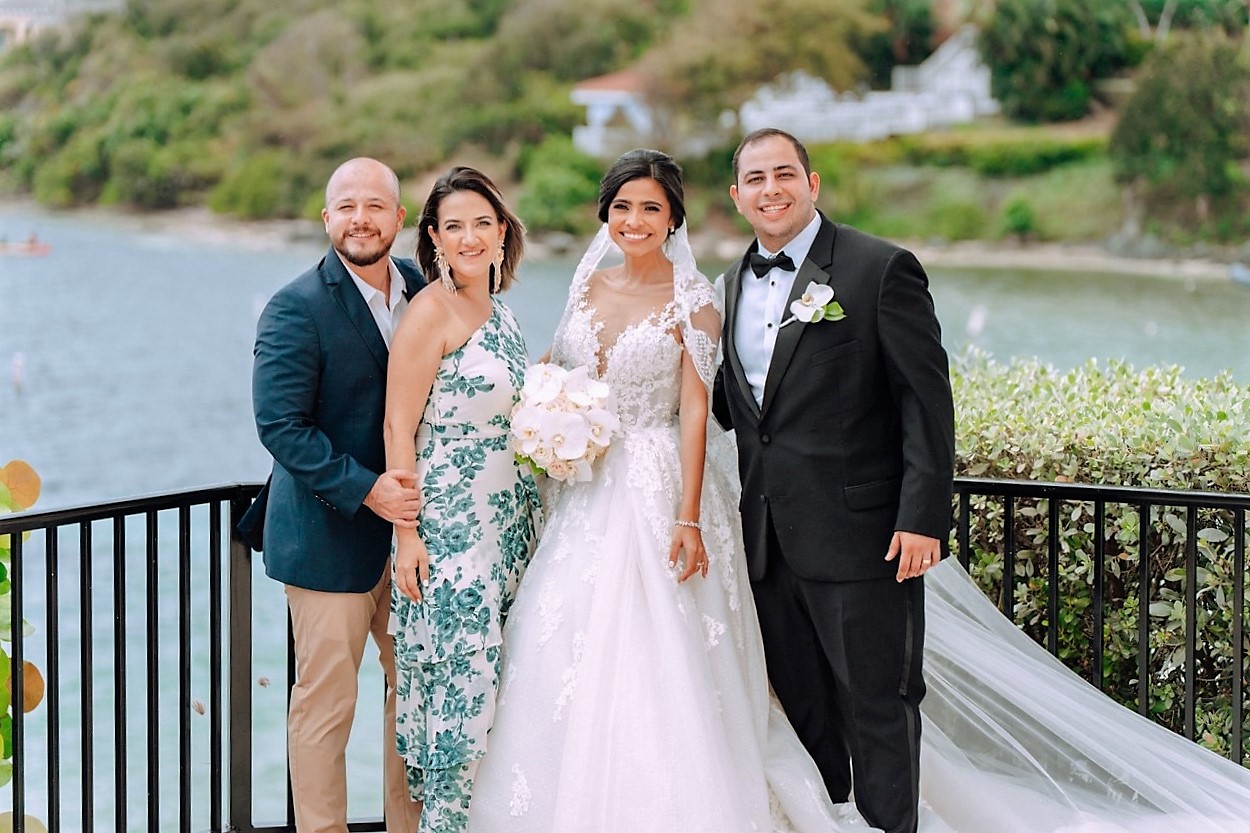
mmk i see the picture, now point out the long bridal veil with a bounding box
[916,560,1250,832]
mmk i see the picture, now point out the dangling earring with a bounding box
[490,241,505,294]
[434,247,456,294]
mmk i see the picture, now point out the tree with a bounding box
[1110,33,1250,209]
[860,0,937,89]
[640,0,885,122]
[978,0,1133,122]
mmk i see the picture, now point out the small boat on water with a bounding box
[0,239,51,257]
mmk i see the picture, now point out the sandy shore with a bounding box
[3,197,1240,282]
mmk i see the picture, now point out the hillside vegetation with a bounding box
[0,0,878,219]
[1,0,1248,247]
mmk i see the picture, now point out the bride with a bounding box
[466,149,1250,832]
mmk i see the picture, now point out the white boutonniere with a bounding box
[780,281,846,328]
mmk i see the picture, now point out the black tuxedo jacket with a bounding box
[713,214,955,582]
[240,248,425,592]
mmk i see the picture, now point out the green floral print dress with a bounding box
[391,298,539,833]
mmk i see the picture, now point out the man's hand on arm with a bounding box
[363,470,421,527]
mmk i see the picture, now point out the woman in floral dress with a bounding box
[384,166,539,833]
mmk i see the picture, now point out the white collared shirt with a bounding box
[734,213,822,406]
[342,256,409,348]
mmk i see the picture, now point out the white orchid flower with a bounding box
[563,365,610,407]
[585,407,620,447]
[545,412,592,461]
[510,406,545,456]
[782,281,846,328]
[523,362,567,404]
[790,282,836,323]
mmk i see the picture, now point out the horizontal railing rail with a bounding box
[2,477,1247,830]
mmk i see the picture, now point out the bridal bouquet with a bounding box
[510,363,620,482]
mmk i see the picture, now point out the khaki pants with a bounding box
[285,572,421,833]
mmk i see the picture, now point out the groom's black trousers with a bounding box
[752,521,926,833]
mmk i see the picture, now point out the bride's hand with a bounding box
[670,524,708,582]
[394,534,431,602]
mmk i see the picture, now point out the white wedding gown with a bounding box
[467,228,1250,833]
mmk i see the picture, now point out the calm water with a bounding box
[2,204,1249,827]
[3,207,1249,509]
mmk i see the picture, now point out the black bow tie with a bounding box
[748,250,796,278]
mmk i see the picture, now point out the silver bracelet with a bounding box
[674,519,701,530]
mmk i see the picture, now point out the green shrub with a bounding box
[209,150,315,219]
[1111,33,1250,201]
[978,0,1133,122]
[1000,195,1038,239]
[516,136,601,233]
[898,132,1108,176]
[953,353,1250,761]
[924,175,989,240]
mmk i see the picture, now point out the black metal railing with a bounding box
[0,482,401,833]
[954,478,1249,763]
[1,478,1248,830]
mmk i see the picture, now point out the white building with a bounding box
[570,70,655,159]
[739,26,999,143]
[0,0,122,51]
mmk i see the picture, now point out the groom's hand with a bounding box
[886,531,940,582]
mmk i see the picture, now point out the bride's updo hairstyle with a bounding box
[596,149,686,233]
[416,165,526,293]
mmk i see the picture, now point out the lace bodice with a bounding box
[551,284,685,433]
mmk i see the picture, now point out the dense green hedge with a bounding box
[897,132,1108,176]
[952,353,1250,762]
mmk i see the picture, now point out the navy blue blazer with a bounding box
[243,248,425,592]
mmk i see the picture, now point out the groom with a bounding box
[713,128,955,833]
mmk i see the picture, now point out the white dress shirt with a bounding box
[733,214,822,406]
[342,255,409,348]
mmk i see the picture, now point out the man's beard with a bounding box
[339,245,388,267]
[336,228,396,267]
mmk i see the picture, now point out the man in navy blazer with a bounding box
[244,158,424,833]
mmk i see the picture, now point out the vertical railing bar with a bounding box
[113,514,128,833]
[45,529,61,833]
[147,509,161,833]
[1093,500,1106,690]
[1047,498,1060,657]
[210,501,224,832]
[12,527,25,833]
[1233,509,1245,764]
[228,496,256,833]
[958,491,971,571]
[1002,495,1016,619]
[79,521,95,833]
[179,505,193,833]
[1138,502,1152,717]
[1184,504,1198,741]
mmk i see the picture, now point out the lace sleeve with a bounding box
[676,277,721,397]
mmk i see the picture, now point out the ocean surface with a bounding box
[2,203,1248,827]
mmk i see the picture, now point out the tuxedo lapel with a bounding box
[722,255,761,420]
[322,249,389,371]
[759,218,837,418]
